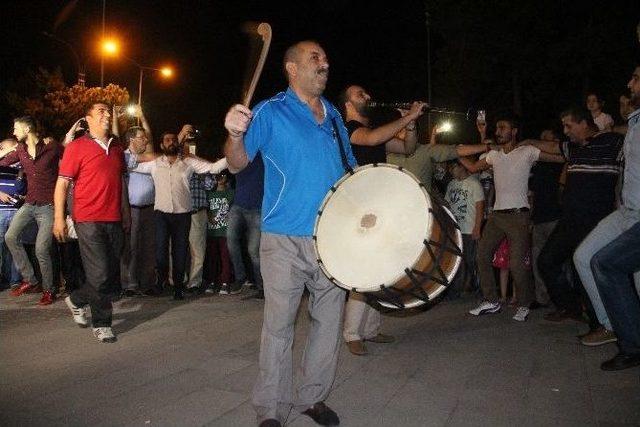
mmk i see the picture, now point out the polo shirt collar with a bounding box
[628,108,640,123]
[285,87,333,123]
[87,133,114,154]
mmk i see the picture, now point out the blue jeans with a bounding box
[589,219,640,355]
[5,203,54,291]
[574,207,640,332]
[226,205,262,289]
[0,210,21,285]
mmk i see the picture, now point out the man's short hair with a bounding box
[494,113,520,130]
[84,101,110,116]
[123,126,144,145]
[337,86,353,116]
[560,107,598,131]
[281,40,320,80]
[14,116,38,132]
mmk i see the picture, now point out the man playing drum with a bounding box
[224,41,356,427]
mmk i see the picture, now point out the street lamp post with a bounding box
[100,0,106,87]
[128,59,173,107]
[42,31,86,86]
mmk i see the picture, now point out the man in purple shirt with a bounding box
[0,116,61,305]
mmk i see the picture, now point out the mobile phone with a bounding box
[477,110,486,124]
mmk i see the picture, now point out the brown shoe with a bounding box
[346,340,367,355]
[365,333,395,344]
[580,326,617,346]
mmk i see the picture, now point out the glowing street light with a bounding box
[101,38,119,56]
[160,67,173,78]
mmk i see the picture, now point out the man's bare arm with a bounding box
[520,139,561,154]
[53,178,71,242]
[458,157,490,173]
[538,152,566,163]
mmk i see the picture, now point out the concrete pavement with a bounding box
[1,290,638,426]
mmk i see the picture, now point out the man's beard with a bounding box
[354,101,371,117]
[163,145,179,156]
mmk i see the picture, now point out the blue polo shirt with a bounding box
[244,87,356,236]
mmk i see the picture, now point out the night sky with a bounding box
[1,0,639,157]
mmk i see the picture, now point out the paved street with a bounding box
[1,290,639,427]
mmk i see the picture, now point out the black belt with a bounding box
[131,204,153,209]
[494,207,529,214]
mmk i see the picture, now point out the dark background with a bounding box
[1,0,639,158]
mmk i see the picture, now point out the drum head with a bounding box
[314,164,432,292]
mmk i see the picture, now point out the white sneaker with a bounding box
[65,296,88,327]
[93,327,117,343]
[218,283,229,295]
[512,306,530,322]
[469,300,501,316]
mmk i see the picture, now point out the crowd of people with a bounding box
[1,39,639,427]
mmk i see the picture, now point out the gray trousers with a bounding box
[121,206,156,290]
[531,220,556,305]
[253,232,345,424]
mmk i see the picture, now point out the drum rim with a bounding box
[376,205,463,309]
[313,163,433,292]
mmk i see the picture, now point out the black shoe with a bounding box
[259,419,282,427]
[143,287,163,296]
[601,352,640,371]
[173,289,185,300]
[529,301,548,310]
[242,290,265,300]
[122,289,141,297]
[302,402,340,426]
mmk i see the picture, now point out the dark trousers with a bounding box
[538,214,606,321]
[155,211,191,291]
[591,220,640,355]
[71,222,123,328]
[450,234,477,297]
[204,236,233,285]
[60,240,84,292]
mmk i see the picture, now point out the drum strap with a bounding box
[331,118,354,175]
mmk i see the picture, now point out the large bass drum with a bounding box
[313,163,462,309]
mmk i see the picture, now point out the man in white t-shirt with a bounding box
[445,159,485,296]
[459,116,563,321]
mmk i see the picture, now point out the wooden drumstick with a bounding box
[242,22,272,107]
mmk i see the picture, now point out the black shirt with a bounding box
[560,132,624,217]
[346,120,386,165]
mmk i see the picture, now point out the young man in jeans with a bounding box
[573,65,640,370]
[1,116,61,305]
[225,153,264,298]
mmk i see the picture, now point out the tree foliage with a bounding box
[6,67,129,138]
